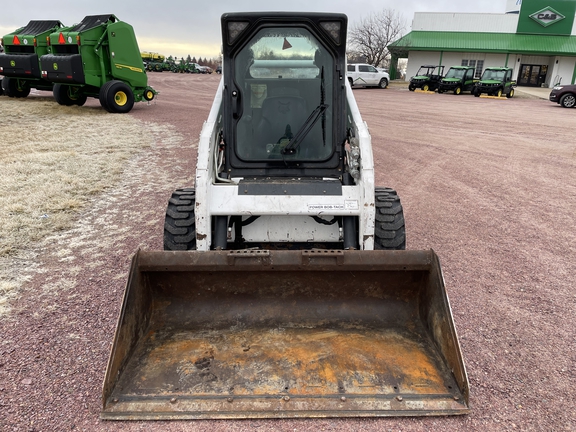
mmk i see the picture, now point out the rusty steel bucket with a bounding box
[101,249,469,419]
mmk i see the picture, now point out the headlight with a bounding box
[553,86,563,90]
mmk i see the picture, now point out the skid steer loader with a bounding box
[102,12,469,419]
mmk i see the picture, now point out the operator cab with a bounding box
[221,13,348,178]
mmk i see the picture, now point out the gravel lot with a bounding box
[1,73,575,431]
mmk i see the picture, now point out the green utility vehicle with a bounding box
[408,65,444,91]
[40,15,157,112]
[474,67,516,98]
[0,20,65,97]
[438,66,478,95]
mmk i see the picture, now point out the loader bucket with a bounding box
[102,249,469,419]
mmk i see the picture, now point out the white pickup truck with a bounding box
[347,63,389,89]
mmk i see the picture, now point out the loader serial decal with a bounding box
[115,63,143,73]
[308,201,359,211]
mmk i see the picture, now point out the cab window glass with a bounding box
[234,27,334,162]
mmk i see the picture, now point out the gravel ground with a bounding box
[1,73,575,431]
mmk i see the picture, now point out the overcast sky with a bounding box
[1,0,508,60]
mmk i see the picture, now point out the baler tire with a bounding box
[53,84,76,106]
[143,89,155,101]
[3,77,30,98]
[104,81,135,114]
[164,188,197,251]
[374,187,406,250]
[74,94,88,106]
[98,81,115,111]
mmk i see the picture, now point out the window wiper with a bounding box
[281,65,328,156]
[281,103,328,155]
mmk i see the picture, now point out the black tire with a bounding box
[378,78,388,89]
[506,88,515,99]
[422,83,430,92]
[438,88,444,94]
[495,88,503,98]
[53,83,86,106]
[0,79,3,96]
[103,80,134,113]
[454,86,462,95]
[408,84,415,91]
[2,77,30,98]
[348,77,353,87]
[98,81,115,111]
[559,93,576,108]
[474,91,481,97]
[164,188,197,250]
[374,187,406,250]
[143,88,155,101]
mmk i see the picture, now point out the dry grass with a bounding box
[0,95,153,314]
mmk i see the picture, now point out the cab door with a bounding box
[463,68,475,91]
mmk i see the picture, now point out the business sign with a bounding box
[530,7,566,26]
[517,0,576,35]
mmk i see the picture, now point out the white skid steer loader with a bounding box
[102,12,469,420]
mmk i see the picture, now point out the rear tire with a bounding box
[2,77,30,98]
[374,187,406,250]
[164,188,197,250]
[98,81,115,111]
[506,88,515,99]
[103,80,134,113]
[53,84,86,106]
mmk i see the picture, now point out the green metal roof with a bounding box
[389,31,576,56]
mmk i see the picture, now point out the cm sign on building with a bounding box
[517,0,576,35]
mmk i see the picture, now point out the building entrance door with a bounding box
[518,64,548,87]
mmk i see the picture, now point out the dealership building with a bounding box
[388,0,576,88]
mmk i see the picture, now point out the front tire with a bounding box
[454,86,462,95]
[496,88,503,98]
[374,187,406,250]
[164,188,197,250]
[378,78,388,89]
[560,93,576,108]
[143,88,155,101]
[506,88,515,99]
[422,84,430,92]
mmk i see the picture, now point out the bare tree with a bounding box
[348,9,406,68]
